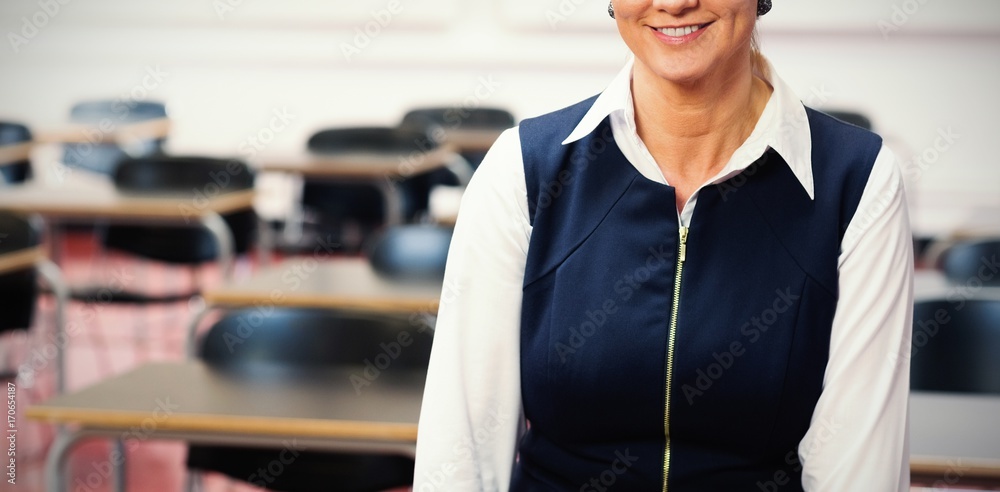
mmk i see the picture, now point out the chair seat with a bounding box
[186,445,415,492]
[0,160,31,184]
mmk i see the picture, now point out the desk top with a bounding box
[0,246,43,275]
[0,176,255,219]
[914,269,1000,301]
[26,361,423,442]
[910,391,1000,478]
[255,147,452,179]
[442,128,504,151]
[204,258,441,313]
[34,118,171,145]
[0,142,32,167]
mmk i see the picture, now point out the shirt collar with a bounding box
[562,55,815,200]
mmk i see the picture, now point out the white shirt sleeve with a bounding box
[413,128,530,491]
[799,144,913,491]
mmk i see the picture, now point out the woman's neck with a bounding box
[632,55,771,194]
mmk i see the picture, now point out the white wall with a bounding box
[1,0,998,235]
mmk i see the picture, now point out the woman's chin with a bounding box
[646,64,712,87]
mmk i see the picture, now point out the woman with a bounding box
[414,1,912,490]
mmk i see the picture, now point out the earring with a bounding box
[757,0,772,16]
[608,2,615,19]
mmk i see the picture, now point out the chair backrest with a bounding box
[113,155,254,193]
[400,107,515,131]
[365,225,452,281]
[307,126,435,155]
[911,299,1000,394]
[940,240,1000,287]
[0,121,31,147]
[64,100,167,175]
[823,110,873,131]
[0,121,33,184]
[102,156,256,264]
[198,308,433,376]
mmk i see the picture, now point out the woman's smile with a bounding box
[650,22,713,45]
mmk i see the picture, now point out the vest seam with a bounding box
[759,274,810,456]
[744,183,838,299]
[522,174,642,290]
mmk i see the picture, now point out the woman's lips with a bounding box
[650,22,711,44]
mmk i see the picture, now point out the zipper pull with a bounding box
[678,226,689,263]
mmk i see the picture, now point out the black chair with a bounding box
[187,308,432,492]
[76,156,257,303]
[911,299,1000,394]
[0,213,40,335]
[0,121,33,184]
[365,224,452,282]
[63,100,167,176]
[297,126,445,253]
[939,239,1000,288]
[400,106,515,170]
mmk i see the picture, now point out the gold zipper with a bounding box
[662,225,688,492]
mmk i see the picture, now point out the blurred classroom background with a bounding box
[0,0,998,491]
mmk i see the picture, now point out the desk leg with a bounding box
[376,179,404,226]
[256,214,273,267]
[185,304,212,359]
[200,212,235,280]
[113,439,126,492]
[36,259,68,395]
[45,219,64,266]
[44,429,101,492]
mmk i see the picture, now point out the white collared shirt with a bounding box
[414,56,913,491]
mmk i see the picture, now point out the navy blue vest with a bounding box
[513,95,881,491]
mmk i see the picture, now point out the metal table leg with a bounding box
[45,429,105,492]
[256,214,274,267]
[36,259,68,394]
[185,304,212,359]
[113,439,126,492]
[200,212,235,280]
[375,179,404,226]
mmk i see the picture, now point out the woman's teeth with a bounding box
[658,24,704,37]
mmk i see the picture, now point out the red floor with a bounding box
[3,232,997,491]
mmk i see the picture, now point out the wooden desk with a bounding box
[256,148,451,179]
[0,141,32,167]
[910,391,1000,480]
[192,258,441,355]
[442,127,505,152]
[0,175,255,278]
[34,118,171,146]
[204,258,440,312]
[914,269,1000,301]
[0,246,43,275]
[255,147,454,225]
[27,361,424,492]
